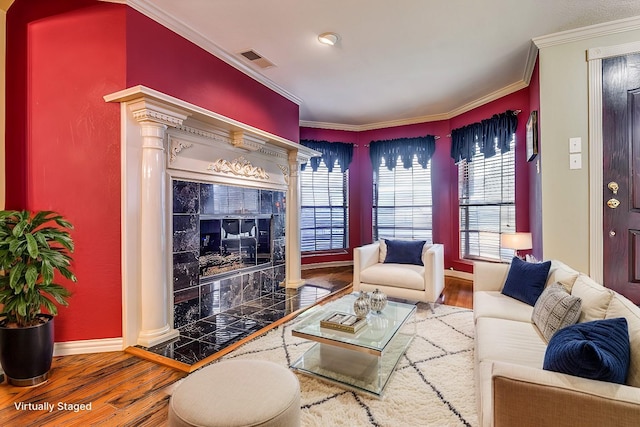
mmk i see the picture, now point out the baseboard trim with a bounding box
[445,269,473,281]
[53,338,124,356]
[302,260,353,270]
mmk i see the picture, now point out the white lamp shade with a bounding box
[501,232,532,250]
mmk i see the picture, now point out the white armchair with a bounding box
[353,242,445,303]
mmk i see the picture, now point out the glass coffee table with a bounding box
[290,293,416,397]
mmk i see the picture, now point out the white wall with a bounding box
[537,22,640,273]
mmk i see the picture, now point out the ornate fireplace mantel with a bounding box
[104,85,318,348]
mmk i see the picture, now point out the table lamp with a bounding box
[501,232,532,259]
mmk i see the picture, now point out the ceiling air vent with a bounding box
[238,49,275,69]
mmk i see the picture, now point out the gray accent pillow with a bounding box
[532,282,582,342]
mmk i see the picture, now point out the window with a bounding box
[373,156,433,241]
[300,162,348,252]
[458,136,515,262]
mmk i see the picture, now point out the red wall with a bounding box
[7,1,127,342]
[6,0,300,343]
[125,9,299,143]
[301,87,532,273]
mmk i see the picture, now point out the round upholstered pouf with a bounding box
[168,359,301,427]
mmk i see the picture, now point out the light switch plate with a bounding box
[569,153,582,169]
[569,137,582,153]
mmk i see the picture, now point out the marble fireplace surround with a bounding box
[105,86,318,348]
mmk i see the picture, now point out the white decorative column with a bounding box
[129,99,188,347]
[284,150,304,288]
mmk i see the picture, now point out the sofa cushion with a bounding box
[473,291,534,323]
[501,257,552,306]
[383,239,426,266]
[606,294,640,387]
[570,274,614,322]
[475,317,547,368]
[532,282,582,342]
[360,263,425,291]
[543,318,630,384]
[378,238,431,263]
[545,260,580,292]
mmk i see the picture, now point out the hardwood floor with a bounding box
[0,266,472,426]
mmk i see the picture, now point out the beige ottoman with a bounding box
[168,359,301,427]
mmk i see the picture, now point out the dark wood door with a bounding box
[603,53,640,304]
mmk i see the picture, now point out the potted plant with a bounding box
[0,210,76,386]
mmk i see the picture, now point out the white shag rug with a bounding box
[217,303,477,427]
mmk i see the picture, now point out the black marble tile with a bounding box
[201,281,221,318]
[201,313,243,329]
[224,304,263,317]
[200,183,215,215]
[273,191,285,215]
[243,188,260,214]
[260,190,273,214]
[172,340,220,364]
[173,214,199,252]
[173,180,200,214]
[199,327,245,347]
[220,275,243,310]
[143,336,195,359]
[179,319,223,339]
[230,316,267,332]
[242,272,261,303]
[248,308,286,323]
[173,251,199,291]
[174,287,200,329]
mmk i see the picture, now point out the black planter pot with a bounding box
[0,314,54,386]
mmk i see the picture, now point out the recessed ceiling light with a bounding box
[318,32,339,46]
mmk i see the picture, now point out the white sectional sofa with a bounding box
[473,260,640,427]
[353,241,444,303]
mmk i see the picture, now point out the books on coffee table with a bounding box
[320,311,367,333]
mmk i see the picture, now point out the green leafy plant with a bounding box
[0,210,77,327]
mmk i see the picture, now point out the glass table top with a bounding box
[291,293,417,355]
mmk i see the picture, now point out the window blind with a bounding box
[459,137,515,262]
[373,156,433,242]
[300,163,348,252]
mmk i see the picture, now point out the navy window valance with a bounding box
[300,140,354,173]
[369,135,436,171]
[450,110,518,164]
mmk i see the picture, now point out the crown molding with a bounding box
[300,79,529,132]
[533,14,640,49]
[108,0,302,105]
[523,40,539,85]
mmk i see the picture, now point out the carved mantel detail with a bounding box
[207,157,270,180]
[231,130,266,152]
[169,139,194,163]
[277,164,290,184]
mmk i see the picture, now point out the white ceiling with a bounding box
[129,0,640,129]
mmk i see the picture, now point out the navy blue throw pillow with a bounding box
[383,239,425,266]
[501,257,551,306]
[543,318,630,384]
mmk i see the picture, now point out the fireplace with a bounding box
[105,86,318,348]
[172,180,287,329]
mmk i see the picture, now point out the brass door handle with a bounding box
[607,198,620,209]
[608,181,619,194]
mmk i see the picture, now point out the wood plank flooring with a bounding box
[0,267,472,426]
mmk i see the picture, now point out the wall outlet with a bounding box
[569,137,582,153]
[569,153,582,169]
